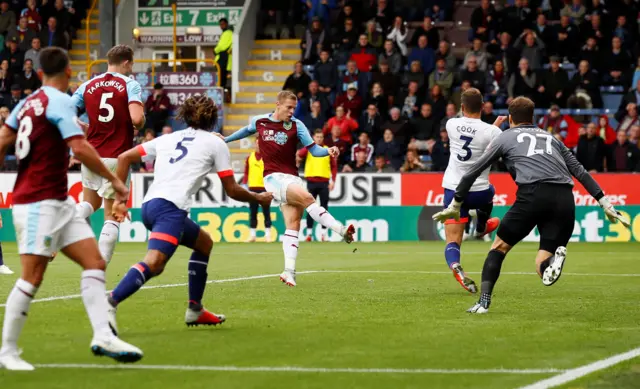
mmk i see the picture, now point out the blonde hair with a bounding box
[277,90,298,103]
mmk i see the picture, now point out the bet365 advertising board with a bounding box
[0,173,638,242]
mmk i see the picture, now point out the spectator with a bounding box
[214,18,232,89]
[302,17,326,65]
[359,103,382,141]
[40,16,66,48]
[0,59,11,102]
[539,56,569,108]
[426,84,447,123]
[487,32,518,74]
[400,149,425,172]
[7,16,36,52]
[463,38,488,72]
[336,3,359,35]
[161,126,173,136]
[560,0,586,25]
[23,36,40,70]
[371,0,392,32]
[283,61,311,99]
[350,131,374,164]
[581,13,606,49]
[632,58,640,93]
[617,79,640,122]
[365,20,383,51]
[629,125,640,145]
[386,15,408,56]
[375,128,403,170]
[461,55,486,94]
[21,0,41,32]
[428,58,453,99]
[132,127,144,146]
[597,115,617,145]
[514,31,545,70]
[435,40,456,73]
[612,15,633,51]
[604,36,632,86]
[257,0,290,39]
[367,154,395,172]
[440,102,458,130]
[303,100,327,132]
[469,0,497,42]
[578,37,601,77]
[430,127,450,171]
[568,60,602,108]
[396,80,422,119]
[0,105,8,125]
[17,58,40,94]
[313,49,338,103]
[303,0,332,27]
[401,60,425,92]
[6,84,21,110]
[333,17,358,65]
[339,60,369,99]
[576,122,607,172]
[502,0,533,38]
[617,103,640,134]
[382,107,410,145]
[553,15,578,64]
[485,60,508,107]
[350,34,377,73]
[481,101,497,125]
[144,83,171,133]
[335,83,363,119]
[408,35,435,76]
[342,149,369,172]
[379,39,402,75]
[607,130,640,172]
[538,105,571,142]
[324,124,350,166]
[323,105,358,143]
[411,16,439,49]
[0,1,16,37]
[532,13,554,49]
[411,103,438,141]
[364,82,388,121]
[425,1,446,22]
[508,58,537,104]
[2,37,24,74]
[371,60,397,107]
[50,0,71,45]
[300,80,330,118]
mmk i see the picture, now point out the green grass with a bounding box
[0,241,639,389]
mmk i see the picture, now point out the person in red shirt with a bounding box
[323,105,358,143]
[334,83,363,118]
[349,34,377,73]
[20,0,41,32]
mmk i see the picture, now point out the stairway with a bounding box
[69,12,100,87]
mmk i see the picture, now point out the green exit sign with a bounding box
[137,8,241,27]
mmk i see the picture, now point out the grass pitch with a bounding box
[0,241,639,389]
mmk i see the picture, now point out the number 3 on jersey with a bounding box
[457,135,473,161]
[170,137,195,164]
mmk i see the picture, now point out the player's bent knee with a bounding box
[491,237,512,254]
[144,250,169,275]
[194,230,213,256]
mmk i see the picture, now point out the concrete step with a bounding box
[238,81,283,92]
[254,39,300,49]
[235,91,279,104]
[76,29,100,39]
[246,59,297,71]
[250,48,300,61]
[225,114,252,127]
[73,39,100,45]
[69,50,88,61]
[242,70,289,82]
[226,103,273,115]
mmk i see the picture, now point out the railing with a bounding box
[85,0,98,62]
[86,58,221,85]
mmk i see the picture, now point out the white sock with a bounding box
[75,201,95,219]
[81,270,113,340]
[305,203,344,235]
[0,279,37,355]
[264,228,271,240]
[249,228,256,238]
[282,229,299,273]
[99,221,119,264]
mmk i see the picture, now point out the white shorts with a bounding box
[81,158,130,199]
[13,197,95,257]
[263,173,304,204]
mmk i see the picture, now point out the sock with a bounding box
[475,204,493,234]
[444,242,461,269]
[282,229,299,273]
[81,270,113,339]
[0,279,37,355]
[0,242,4,266]
[188,251,209,311]
[538,255,553,276]
[306,227,312,237]
[75,201,95,219]
[109,262,153,306]
[99,221,120,264]
[249,228,256,238]
[480,249,507,297]
[305,203,344,235]
[264,228,271,240]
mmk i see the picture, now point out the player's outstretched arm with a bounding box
[454,141,504,203]
[224,125,256,143]
[220,175,273,208]
[0,125,16,168]
[129,103,146,130]
[116,147,143,183]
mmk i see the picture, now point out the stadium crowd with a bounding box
[263,0,640,173]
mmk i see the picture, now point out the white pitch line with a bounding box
[2,270,640,308]
[33,363,564,375]
[518,347,640,389]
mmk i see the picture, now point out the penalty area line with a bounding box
[32,363,565,374]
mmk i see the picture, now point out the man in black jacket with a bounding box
[314,50,338,103]
[17,58,40,94]
[538,56,569,108]
[616,78,640,122]
[607,130,640,172]
[576,123,607,172]
[410,103,438,141]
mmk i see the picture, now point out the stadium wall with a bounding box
[0,173,638,243]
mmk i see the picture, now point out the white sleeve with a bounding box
[137,139,158,162]
[212,138,233,178]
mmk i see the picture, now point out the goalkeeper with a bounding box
[433,97,630,314]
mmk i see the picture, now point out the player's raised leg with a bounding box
[444,223,477,293]
[279,203,302,287]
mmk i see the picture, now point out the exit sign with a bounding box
[137,8,241,27]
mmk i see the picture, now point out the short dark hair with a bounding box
[220,18,228,24]
[461,88,483,114]
[107,44,134,65]
[508,96,535,125]
[39,47,69,76]
[313,128,323,135]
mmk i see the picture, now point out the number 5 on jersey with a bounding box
[98,92,114,123]
[170,137,195,164]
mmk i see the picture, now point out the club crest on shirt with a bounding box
[43,236,52,248]
[283,121,292,130]
[274,131,288,145]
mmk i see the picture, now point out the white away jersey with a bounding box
[138,128,233,210]
[442,117,502,191]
